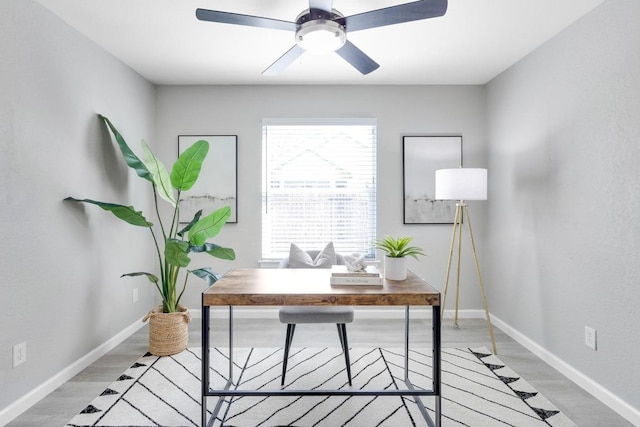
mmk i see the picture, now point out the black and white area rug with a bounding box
[65,347,576,427]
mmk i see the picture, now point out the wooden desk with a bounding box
[201,268,442,426]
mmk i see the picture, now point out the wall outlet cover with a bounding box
[13,342,27,367]
[584,326,597,350]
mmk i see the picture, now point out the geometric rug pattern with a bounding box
[65,347,576,427]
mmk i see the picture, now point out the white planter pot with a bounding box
[384,256,408,281]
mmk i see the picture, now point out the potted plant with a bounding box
[374,235,425,280]
[65,114,235,356]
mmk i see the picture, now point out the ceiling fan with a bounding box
[196,0,448,76]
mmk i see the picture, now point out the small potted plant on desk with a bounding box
[374,235,425,280]
[65,115,235,356]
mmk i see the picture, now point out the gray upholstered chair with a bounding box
[278,250,354,386]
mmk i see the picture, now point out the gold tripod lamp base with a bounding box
[435,168,497,354]
[441,202,497,354]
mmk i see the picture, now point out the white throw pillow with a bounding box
[288,242,336,268]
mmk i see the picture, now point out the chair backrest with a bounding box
[278,250,346,268]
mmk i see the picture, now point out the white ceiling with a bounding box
[35,0,605,86]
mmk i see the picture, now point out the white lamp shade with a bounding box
[435,168,488,201]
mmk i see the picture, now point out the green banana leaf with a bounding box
[121,272,159,283]
[205,245,235,260]
[99,115,153,183]
[165,239,191,267]
[190,267,222,286]
[64,197,152,227]
[188,206,231,246]
[177,210,202,237]
[170,140,208,191]
[141,140,175,207]
[189,242,236,260]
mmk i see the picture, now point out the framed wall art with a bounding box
[178,135,237,223]
[402,135,462,224]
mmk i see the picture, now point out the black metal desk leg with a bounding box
[201,305,210,427]
[404,305,410,381]
[228,306,234,383]
[433,304,442,427]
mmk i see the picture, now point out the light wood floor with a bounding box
[8,316,632,426]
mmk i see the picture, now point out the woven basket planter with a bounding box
[143,304,191,356]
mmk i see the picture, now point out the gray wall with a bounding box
[154,85,488,309]
[486,0,640,412]
[0,0,156,412]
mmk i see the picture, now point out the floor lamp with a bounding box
[435,168,497,354]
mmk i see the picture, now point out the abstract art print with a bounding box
[403,135,462,224]
[178,135,237,223]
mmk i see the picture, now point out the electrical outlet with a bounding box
[13,342,27,367]
[132,287,139,304]
[585,326,597,350]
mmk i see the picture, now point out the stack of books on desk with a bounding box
[330,265,383,286]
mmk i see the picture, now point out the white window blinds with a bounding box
[262,119,377,259]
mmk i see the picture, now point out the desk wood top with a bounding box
[202,268,440,307]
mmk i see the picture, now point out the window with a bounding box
[262,119,377,259]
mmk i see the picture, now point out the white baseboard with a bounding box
[491,315,640,426]
[0,319,146,426]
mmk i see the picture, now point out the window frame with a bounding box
[261,118,377,260]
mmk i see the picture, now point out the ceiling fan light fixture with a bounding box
[296,20,346,54]
[197,0,448,75]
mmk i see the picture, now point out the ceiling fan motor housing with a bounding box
[295,9,347,54]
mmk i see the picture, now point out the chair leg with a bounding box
[281,324,296,386]
[337,323,352,386]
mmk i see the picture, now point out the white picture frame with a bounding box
[403,135,462,224]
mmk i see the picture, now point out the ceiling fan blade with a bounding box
[343,0,447,33]
[196,8,296,32]
[262,45,306,76]
[335,41,380,75]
